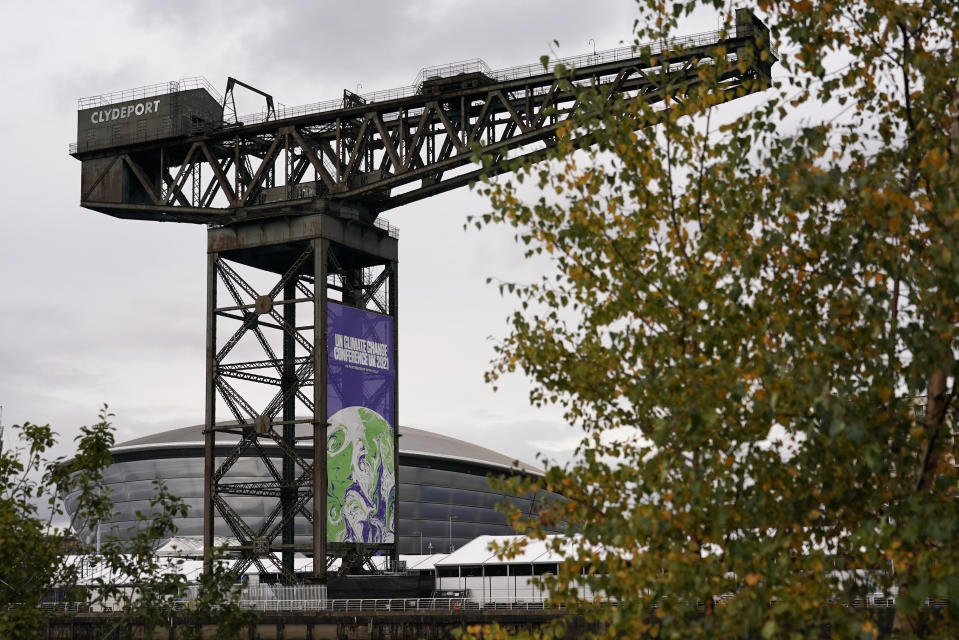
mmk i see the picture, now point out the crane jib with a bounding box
[71,9,775,226]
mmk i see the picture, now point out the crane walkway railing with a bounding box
[77,77,222,110]
[232,28,738,127]
[75,25,756,124]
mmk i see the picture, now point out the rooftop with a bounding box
[114,423,543,475]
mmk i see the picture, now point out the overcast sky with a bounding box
[0,1,747,470]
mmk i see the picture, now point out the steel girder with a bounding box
[205,240,394,584]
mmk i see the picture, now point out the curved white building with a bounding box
[64,424,560,555]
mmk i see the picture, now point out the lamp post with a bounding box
[448,515,456,553]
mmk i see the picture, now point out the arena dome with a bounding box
[63,423,560,555]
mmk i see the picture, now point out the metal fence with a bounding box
[217,598,555,612]
[187,583,328,603]
[24,596,952,615]
[24,597,552,614]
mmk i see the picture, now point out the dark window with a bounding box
[419,486,453,504]
[406,521,449,537]
[418,503,454,520]
[400,467,425,484]
[509,564,532,576]
[461,565,483,577]
[401,502,422,519]
[534,563,559,576]
[484,565,507,577]
[437,567,458,578]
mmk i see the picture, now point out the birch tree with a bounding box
[472,1,959,637]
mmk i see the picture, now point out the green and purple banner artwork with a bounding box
[326,302,395,544]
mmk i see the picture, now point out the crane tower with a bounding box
[71,9,776,584]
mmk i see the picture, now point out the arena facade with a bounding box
[63,423,560,556]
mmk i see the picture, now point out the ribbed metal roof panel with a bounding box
[114,423,544,475]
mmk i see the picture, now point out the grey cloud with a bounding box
[1,0,717,474]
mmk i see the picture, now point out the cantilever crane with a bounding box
[71,9,776,584]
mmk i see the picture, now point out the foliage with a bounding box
[470,0,959,638]
[180,555,259,640]
[0,407,257,637]
[0,420,75,635]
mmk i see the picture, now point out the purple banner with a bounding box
[326,302,395,544]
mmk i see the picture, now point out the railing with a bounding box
[414,59,495,86]
[373,216,400,239]
[232,598,558,612]
[78,77,222,110]
[70,23,777,159]
[492,30,725,84]
[37,602,92,614]
[231,27,749,127]
[26,598,555,614]
[71,27,769,155]
[25,596,951,615]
